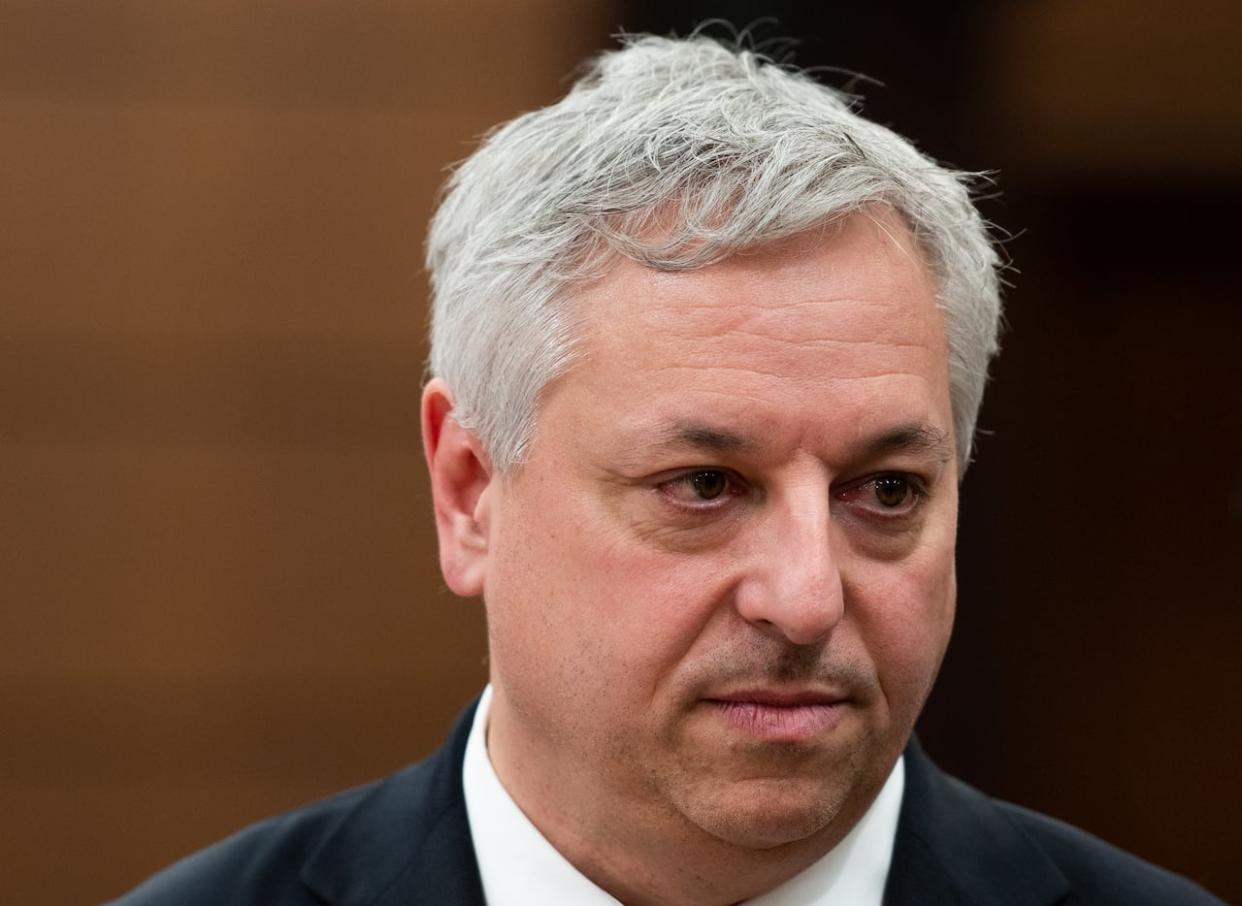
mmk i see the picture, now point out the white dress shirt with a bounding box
[463,685,905,905]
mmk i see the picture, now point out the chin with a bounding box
[676,777,850,851]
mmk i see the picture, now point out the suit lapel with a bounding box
[299,699,486,906]
[884,738,1070,906]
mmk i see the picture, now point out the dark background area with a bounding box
[2,2,1239,903]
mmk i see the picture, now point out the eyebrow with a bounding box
[649,419,951,463]
[860,423,954,463]
[651,421,757,455]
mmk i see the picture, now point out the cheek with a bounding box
[484,481,728,711]
[848,543,957,708]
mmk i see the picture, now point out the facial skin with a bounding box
[423,207,958,904]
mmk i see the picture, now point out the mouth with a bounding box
[702,689,849,742]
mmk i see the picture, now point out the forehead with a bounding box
[545,209,950,462]
[578,208,940,341]
[526,206,948,474]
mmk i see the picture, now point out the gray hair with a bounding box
[426,34,1003,474]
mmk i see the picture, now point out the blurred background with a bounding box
[1,1,1238,902]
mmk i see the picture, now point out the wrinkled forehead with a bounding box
[532,208,952,461]
[566,206,944,354]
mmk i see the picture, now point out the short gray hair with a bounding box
[426,34,1003,473]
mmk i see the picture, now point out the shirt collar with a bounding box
[463,684,904,906]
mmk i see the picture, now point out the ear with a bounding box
[421,378,494,597]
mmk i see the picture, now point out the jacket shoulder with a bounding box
[107,698,484,906]
[994,799,1224,906]
[889,740,1225,906]
[107,775,396,906]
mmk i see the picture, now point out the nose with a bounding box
[734,487,845,646]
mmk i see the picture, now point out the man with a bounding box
[113,34,1221,905]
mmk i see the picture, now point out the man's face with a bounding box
[475,208,957,850]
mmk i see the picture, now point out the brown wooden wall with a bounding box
[0,3,613,902]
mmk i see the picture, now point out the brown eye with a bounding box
[873,475,912,508]
[689,470,728,500]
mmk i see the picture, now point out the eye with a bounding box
[837,472,925,518]
[658,469,744,508]
[687,470,728,500]
[872,475,914,508]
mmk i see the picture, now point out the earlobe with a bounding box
[421,379,494,598]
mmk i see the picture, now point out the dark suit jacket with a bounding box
[110,699,1222,905]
